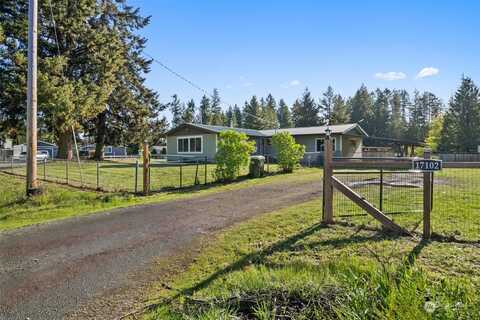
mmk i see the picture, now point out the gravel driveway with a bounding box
[0,179,321,319]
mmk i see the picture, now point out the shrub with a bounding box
[215,130,256,181]
[272,132,305,173]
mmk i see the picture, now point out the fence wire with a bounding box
[431,168,480,241]
[332,167,480,241]
[333,170,424,233]
[1,156,282,194]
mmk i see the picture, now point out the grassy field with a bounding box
[143,198,480,320]
[6,159,282,192]
[0,166,320,231]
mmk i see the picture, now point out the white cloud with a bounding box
[289,80,301,86]
[416,67,440,79]
[225,84,233,89]
[374,71,407,81]
[242,82,254,87]
[281,80,302,88]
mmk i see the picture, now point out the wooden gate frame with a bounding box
[322,135,432,239]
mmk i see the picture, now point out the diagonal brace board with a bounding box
[332,176,411,236]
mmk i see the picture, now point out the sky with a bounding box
[128,0,480,117]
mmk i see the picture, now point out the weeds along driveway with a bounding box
[0,178,322,320]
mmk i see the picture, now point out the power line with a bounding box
[145,52,278,127]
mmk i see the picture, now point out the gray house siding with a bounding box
[166,132,217,162]
[265,134,344,165]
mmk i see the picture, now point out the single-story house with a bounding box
[165,123,368,164]
[80,144,127,157]
[13,140,59,159]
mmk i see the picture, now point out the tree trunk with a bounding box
[94,110,107,161]
[57,130,73,160]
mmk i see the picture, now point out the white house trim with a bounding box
[176,135,203,154]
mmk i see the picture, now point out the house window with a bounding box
[178,136,203,153]
[105,146,113,154]
[316,138,336,152]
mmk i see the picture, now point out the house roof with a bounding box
[166,123,368,138]
[166,123,267,137]
[260,123,368,137]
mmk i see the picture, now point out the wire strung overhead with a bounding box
[144,52,278,127]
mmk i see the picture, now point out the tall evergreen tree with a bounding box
[182,99,196,123]
[291,88,321,127]
[277,99,293,128]
[0,0,162,159]
[263,94,279,129]
[243,96,264,129]
[169,95,184,128]
[225,106,235,127]
[439,77,480,152]
[330,94,350,125]
[199,95,211,124]
[233,104,243,127]
[371,89,391,137]
[349,85,374,133]
[421,91,443,123]
[389,90,407,139]
[210,88,224,125]
[320,86,335,123]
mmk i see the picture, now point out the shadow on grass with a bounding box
[178,222,405,297]
[177,223,327,296]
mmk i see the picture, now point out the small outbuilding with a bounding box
[13,140,58,159]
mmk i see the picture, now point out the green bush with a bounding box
[272,132,305,173]
[215,130,256,181]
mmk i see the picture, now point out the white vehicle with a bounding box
[16,150,49,161]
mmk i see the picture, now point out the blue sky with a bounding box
[129,0,480,115]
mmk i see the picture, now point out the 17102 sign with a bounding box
[412,159,442,172]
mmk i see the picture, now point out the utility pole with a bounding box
[26,0,39,195]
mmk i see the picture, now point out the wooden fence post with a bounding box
[134,159,139,193]
[96,161,100,189]
[204,156,208,185]
[143,141,150,195]
[423,148,432,239]
[322,134,334,224]
[65,159,69,184]
[379,169,384,212]
[43,158,46,180]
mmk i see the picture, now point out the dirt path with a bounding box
[0,179,321,320]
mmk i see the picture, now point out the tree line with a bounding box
[0,0,167,159]
[169,76,480,153]
[168,85,443,143]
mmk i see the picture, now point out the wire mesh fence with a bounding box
[333,170,424,233]
[1,154,284,194]
[431,168,480,241]
[331,167,480,241]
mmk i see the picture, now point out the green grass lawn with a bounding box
[6,159,283,192]
[0,166,320,232]
[143,198,480,320]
